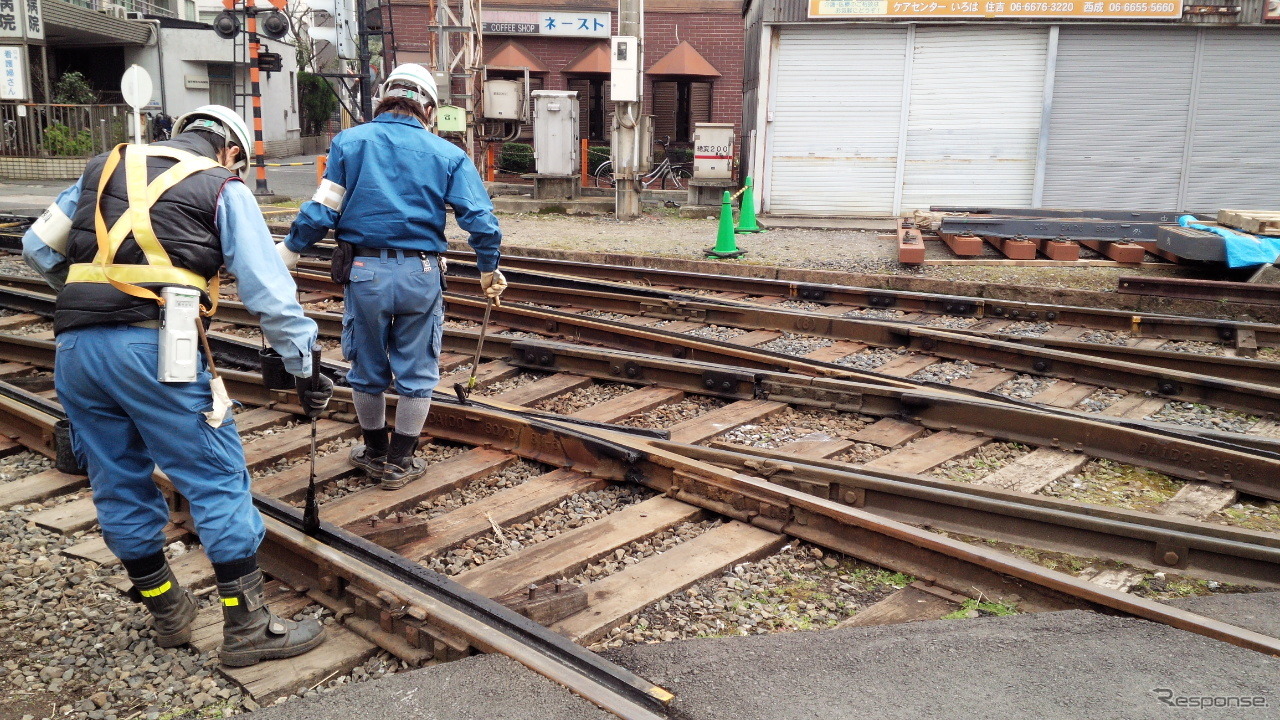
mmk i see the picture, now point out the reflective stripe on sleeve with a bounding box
[31,202,72,254]
[139,580,172,598]
[311,179,346,212]
[222,596,240,607]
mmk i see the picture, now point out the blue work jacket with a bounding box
[284,113,502,271]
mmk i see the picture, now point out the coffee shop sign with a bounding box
[481,10,611,38]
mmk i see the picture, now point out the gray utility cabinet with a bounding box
[532,90,580,176]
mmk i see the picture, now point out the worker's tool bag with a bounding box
[331,239,356,284]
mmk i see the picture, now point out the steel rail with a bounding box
[6,325,1278,500]
[209,291,1280,463]
[1,291,1278,498]
[939,216,1170,243]
[290,376,1280,656]
[291,270,1280,419]
[665,441,1280,588]
[1,221,1273,343]
[553,422,1280,658]
[426,250,1280,347]
[497,338,1280,458]
[0,378,673,720]
[927,207,1189,222]
[234,367,1280,658]
[495,338,1280,499]
[433,270,1280,395]
[208,295,1280,460]
[2,330,1277,659]
[1118,276,1280,307]
[493,268,1280,389]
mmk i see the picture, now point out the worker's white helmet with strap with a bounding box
[380,63,438,109]
[173,105,253,175]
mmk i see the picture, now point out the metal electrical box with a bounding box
[693,123,735,179]
[532,91,579,175]
[483,79,525,121]
[610,36,639,103]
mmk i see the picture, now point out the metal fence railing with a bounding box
[0,104,149,158]
[65,0,178,18]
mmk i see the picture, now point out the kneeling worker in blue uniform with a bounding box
[279,64,506,489]
[23,105,332,666]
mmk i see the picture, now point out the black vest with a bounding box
[54,133,234,334]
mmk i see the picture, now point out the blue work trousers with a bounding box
[54,324,263,564]
[342,250,444,398]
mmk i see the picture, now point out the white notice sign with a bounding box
[24,0,42,41]
[0,45,26,100]
[481,10,610,38]
[0,0,43,40]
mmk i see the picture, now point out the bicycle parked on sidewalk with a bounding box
[593,136,692,190]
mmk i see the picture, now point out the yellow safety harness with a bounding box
[65,143,222,316]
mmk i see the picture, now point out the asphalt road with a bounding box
[247,592,1279,720]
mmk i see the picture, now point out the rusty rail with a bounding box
[1118,276,1280,307]
[0,377,673,720]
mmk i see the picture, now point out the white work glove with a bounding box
[276,242,300,270]
[480,269,507,306]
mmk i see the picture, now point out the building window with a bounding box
[290,71,296,114]
[651,80,712,144]
[208,63,234,108]
[567,77,609,142]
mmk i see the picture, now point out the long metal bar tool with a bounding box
[454,296,494,405]
[302,348,322,534]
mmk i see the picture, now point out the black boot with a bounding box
[129,563,198,648]
[217,568,325,667]
[381,432,426,490]
[349,426,390,478]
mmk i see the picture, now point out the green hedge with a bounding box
[501,142,682,176]
[498,142,534,175]
[664,146,693,166]
[586,145,610,174]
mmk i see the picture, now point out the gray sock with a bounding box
[394,396,433,438]
[352,391,387,431]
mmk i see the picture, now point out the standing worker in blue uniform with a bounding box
[279,64,506,490]
[22,105,332,667]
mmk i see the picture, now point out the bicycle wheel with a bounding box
[593,161,616,188]
[670,167,692,191]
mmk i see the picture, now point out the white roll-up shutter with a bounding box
[766,26,908,215]
[1042,27,1198,209]
[899,26,1048,211]
[1184,30,1280,213]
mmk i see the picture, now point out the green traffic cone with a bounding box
[706,191,746,259]
[735,177,762,234]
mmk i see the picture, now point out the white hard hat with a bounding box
[380,63,438,109]
[173,105,253,174]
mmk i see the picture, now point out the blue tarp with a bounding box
[1178,215,1280,268]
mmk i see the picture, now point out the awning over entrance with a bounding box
[646,41,720,78]
[43,0,153,46]
[484,40,549,73]
[562,41,610,74]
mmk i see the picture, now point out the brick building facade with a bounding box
[378,0,743,149]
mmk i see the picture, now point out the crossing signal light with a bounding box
[261,10,289,40]
[213,11,240,39]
